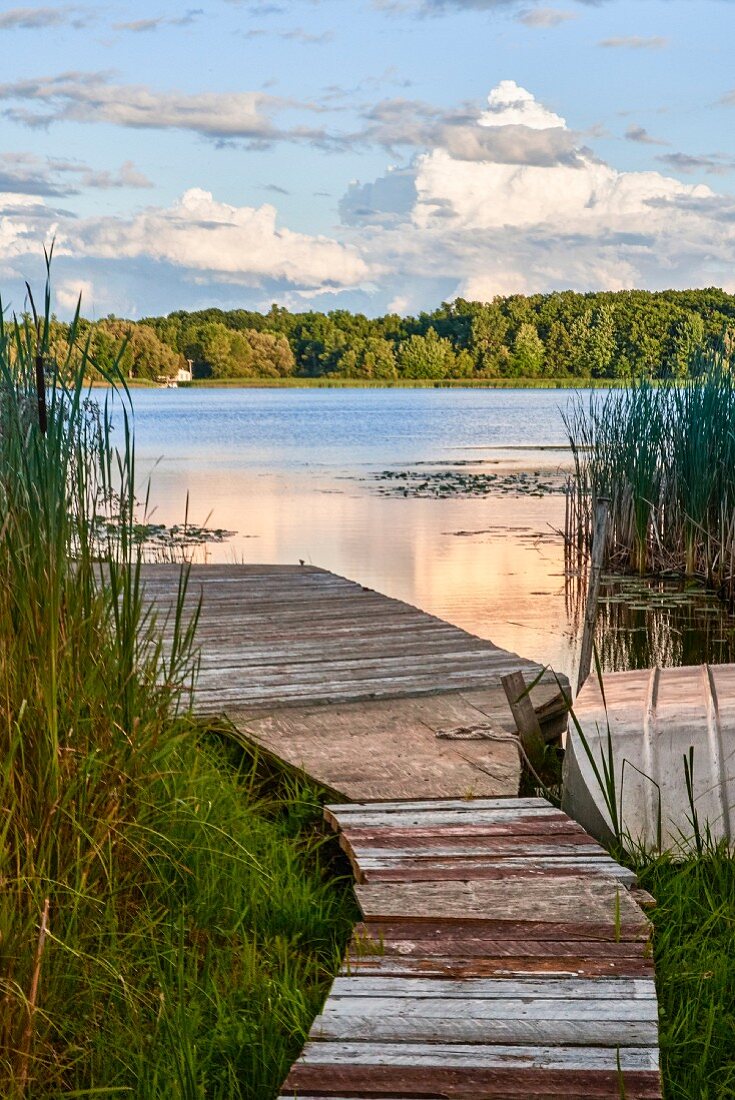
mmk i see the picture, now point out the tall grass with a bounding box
[564,355,735,591]
[0,275,354,1096]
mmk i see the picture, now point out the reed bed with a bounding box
[564,357,735,593]
[0,275,354,1096]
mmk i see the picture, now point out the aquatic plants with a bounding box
[0,272,354,1096]
[564,355,735,592]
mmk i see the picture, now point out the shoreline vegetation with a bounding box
[0,280,354,1097]
[565,355,735,598]
[51,286,735,385]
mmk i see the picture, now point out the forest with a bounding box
[53,287,735,383]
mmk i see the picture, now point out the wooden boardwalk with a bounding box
[282,797,661,1100]
[141,563,661,1095]
[142,564,565,800]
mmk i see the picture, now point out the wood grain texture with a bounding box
[282,797,660,1098]
[139,565,658,1097]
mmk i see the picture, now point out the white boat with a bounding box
[563,664,735,852]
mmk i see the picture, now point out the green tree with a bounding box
[397,328,458,378]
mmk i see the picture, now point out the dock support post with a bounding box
[576,496,610,696]
[501,670,545,765]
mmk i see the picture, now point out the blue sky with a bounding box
[2,0,735,317]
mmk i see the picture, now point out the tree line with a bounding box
[49,288,735,382]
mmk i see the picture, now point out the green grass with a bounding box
[0,269,355,1097]
[636,846,735,1099]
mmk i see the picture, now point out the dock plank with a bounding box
[284,797,660,1099]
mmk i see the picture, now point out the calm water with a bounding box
[129,386,580,678]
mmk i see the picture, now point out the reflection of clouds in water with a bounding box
[142,468,575,677]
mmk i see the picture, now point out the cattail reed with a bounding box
[564,352,735,595]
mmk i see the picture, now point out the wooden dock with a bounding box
[141,563,661,1096]
[281,797,661,1099]
[142,564,565,800]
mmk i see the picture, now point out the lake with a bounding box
[130,386,581,680]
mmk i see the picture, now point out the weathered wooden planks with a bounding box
[141,563,558,710]
[564,662,735,851]
[140,562,574,800]
[281,797,661,1099]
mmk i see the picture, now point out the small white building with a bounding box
[175,359,193,383]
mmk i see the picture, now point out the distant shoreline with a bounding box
[103,376,617,390]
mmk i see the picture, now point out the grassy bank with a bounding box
[636,847,735,1099]
[0,287,354,1096]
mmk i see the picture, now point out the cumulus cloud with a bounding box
[0,71,329,145]
[340,167,418,226]
[72,188,371,289]
[357,83,582,167]
[55,277,94,312]
[342,81,735,304]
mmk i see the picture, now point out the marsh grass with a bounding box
[0,273,355,1097]
[564,356,735,593]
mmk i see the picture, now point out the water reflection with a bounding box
[594,577,735,671]
[130,387,734,686]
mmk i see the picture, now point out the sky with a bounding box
[2,0,735,318]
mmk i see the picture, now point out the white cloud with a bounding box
[479,80,565,129]
[516,7,576,27]
[56,277,94,312]
[0,193,55,261]
[344,82,735,303]
[599,36,668,49]
[73,188,371,289]
[0,72,328,145]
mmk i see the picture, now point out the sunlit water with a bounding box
[126,386,735,683]
[127,387,582,679]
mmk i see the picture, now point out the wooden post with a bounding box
[501,670,545,764]
[576,496,610,696]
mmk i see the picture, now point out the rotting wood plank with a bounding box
[352,857,637,887]
[341,953,654,979]
[283,1063,662,1099]
[346,923,652,962]
[354,878,649,931]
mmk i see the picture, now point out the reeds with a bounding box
[564,355,735,593]
[0,270,354,1096]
